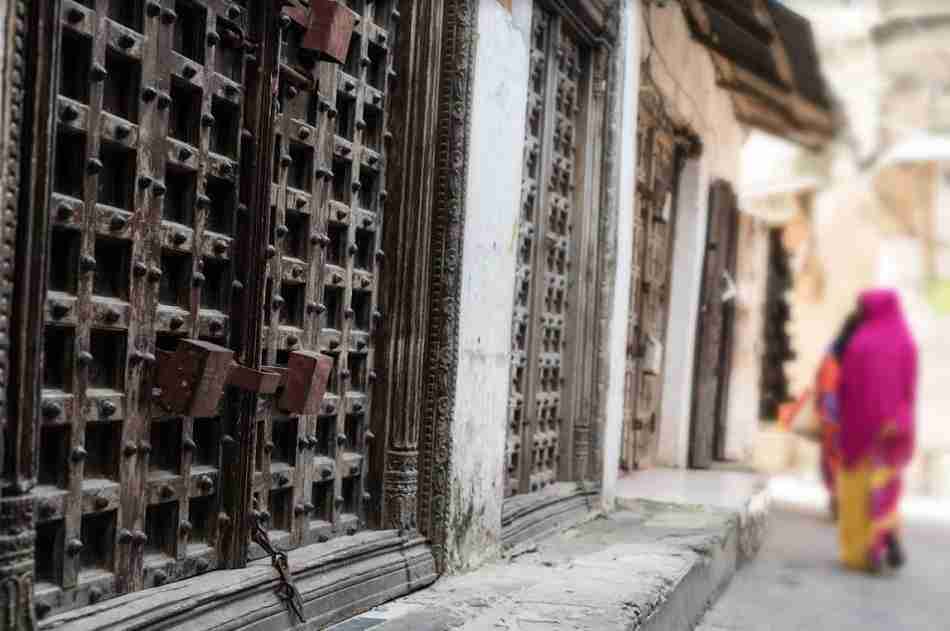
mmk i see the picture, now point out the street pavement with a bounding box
[697,478,950,631]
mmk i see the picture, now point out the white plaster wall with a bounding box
[600,0,640,508]
[446,0,530,571]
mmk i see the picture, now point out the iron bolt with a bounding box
[100,400,117,418]
[51,303,70,319]
[41,400,62,419]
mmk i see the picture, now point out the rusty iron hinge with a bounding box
[154,339,333,417]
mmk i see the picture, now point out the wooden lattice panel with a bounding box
[506,4,588,496]
[253,0,396,554]
[36,0,257,615]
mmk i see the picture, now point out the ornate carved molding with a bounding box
[416,0,478,572]
[0,498,35,631]
[1,0,52,627]
[370,0,447,533]
[589,0,624,484]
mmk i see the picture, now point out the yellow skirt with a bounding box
[837,459,901,571]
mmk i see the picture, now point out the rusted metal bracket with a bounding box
[155,339,333,415]
[283,0,356,64]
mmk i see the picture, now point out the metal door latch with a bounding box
[283,0,356,65]
[154,339,333,416]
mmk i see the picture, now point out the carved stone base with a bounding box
[0,496,36,631]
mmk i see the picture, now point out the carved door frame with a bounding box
[0,0,481,625]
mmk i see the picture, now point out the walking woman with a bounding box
[837,289,918,572]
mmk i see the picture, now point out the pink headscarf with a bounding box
[839,289,918,467]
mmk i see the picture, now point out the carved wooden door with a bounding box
[29,0,399,618]
[689,181,738,468]
[254,0,395,556]
[36,0,264,609]
[506,3,589,497]
[620,91,678,471]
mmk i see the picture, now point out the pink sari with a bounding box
[837,289,917,571]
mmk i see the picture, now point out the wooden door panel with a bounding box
[36,0,261,610]
[506,5,589,496]
[690,181,736,468]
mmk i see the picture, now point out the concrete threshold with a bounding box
[328,470,769,631]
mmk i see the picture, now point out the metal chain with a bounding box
[251,507,306,624]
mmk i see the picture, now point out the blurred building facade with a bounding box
[743,0,950,496]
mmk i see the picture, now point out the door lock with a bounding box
[154,339,333,416]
